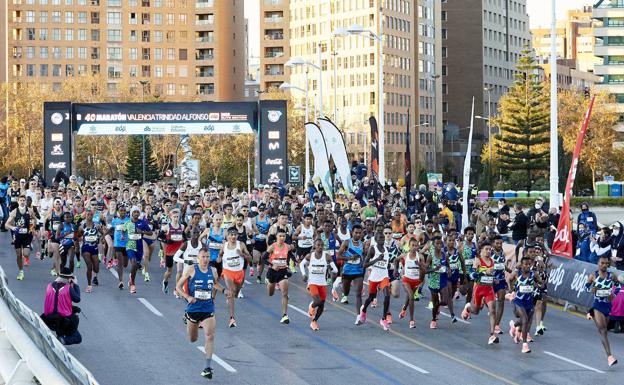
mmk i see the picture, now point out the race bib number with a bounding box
[587,217,594,222]
[208,242,221,249]
[374,260,387,269]
[519,285,533,294]
[479,275,493,285]
[311,266,326,275]
[464,259,474,268]
[347,257,361,265]
[596,289,611,298]
[171,234,183,241]
[194,289,212,301]
[406,267,420,276]
[256,234,266,240]
[84,235,97,242]
[18,227,28,234]
[64,233,74,239]
[129,234,141,240]
[52,223,60,231]
[272,258,287,268]
[494,263,505,271]
[227,257,241,268]
[449,262,459,270]
[438,266,447,273]
[115,224,124,231]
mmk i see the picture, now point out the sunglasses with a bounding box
[383,231,392,235]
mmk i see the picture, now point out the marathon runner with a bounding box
[218,228,252,327]
[359,232,392,330]
[301,238,337,331]
[78,210,103,292]
[394,237,425,328]
[5,195,37,280]
[265,228,292,324]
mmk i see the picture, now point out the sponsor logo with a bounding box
[89,125,98,133]
[144,126,151,132]
[51,144,64,156]
[114,125,126,132]
[51,112,63,125]
[268,131,280,140]
[289,166,300,182]
[268,142,280,151]
[265,158,283,165]
[203,125,215,132]
[232,124,241,133]
[48,162,66,169]
[208,112,220,121]
[268,172,280,183]
[267,110,282,123]
[51,133,64,142]
[171,126,186,133]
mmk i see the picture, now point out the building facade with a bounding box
[441,0,531,182]
[259,0,290,92]
[2,0,245,101]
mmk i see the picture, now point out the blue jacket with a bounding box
[575,232,591,262]
[577,210,598,232]
[0,182,8,199]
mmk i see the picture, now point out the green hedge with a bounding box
[483,197,624,207]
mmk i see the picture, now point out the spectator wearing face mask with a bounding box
[610,222,624,270]
[577,202,598,233]
[589,227,612,264]
[575,223,592,262]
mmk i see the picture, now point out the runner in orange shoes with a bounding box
[218,228,252,328]
[301,239,337,331]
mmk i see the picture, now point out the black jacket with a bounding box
[509,211,529,241]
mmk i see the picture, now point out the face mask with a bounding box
[446,186,451,191]
[582,208,588,212]
[535,204,542,209]
[190,200,196,205]
[498,203,504,209]
[614,229,620,237]
[438,203,443,209]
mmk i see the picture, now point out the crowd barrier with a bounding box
[0,265,99,385]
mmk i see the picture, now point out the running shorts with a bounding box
[209,260,223,278]
[342,272,365,280]
[127,249,143,262]
[114,247,127,256]
[81,244,98,255]
[165,255,174,269]
[513,298,535,314]
[185,311,214,324]
[266,268,291,284]
[473,284,495,307]
[368,277,390,295]
[144,238,155,246]
[13,234,33,249]
[308,284,327,301]
[402,277,421,290]
[296,246,312,258]
[222,269,245,285]
[590,301,611,318]
[494,280,508,292]
[254,240,268,253]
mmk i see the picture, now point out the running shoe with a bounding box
[106,260,113,269]
[379,319,390,331]
[130,284,136,294]
[586,312,593,320]
[280,314,290,324]
[461,303,471,321]
[50,269,57,277]
[451,315,458,323]
[331,288,339,302]
[310,321,320,331]
[112,259,118,267]
[536,325,545,336]
[399,306,407,319]
[386,313,393,324]
[427,301,434,310]
[159,257,165,269]
[430,320,438,329]
[141,268,146,277]
[494,325,503,335]
[23,256,30,266]
[527,334,534,343]
[608,355,618,367]
[358,306,367,324]
[144,272,150,282]
[85,285,92,293]
[76,260,81,269]
[200,367,213,379]
[16,271,24,281]
[509,320,516,340]
[93,276,99,286]
[162,280,169,294]
[118,282,124,290]
[522,343,531,353]
[354,314,362,325]
[256,276,262,284]
[229,318,237,328]
[308,301,316,318]
[289,260,297,273]
[174,292,181,299]
[413,289,421,301]
[98,253,104,263]
[249,266,255,276]
[238,290,244,299]
[371,298,377,308]
[488,335,498,345]
[539,322,547,331]
[409,320,416,329]
[35,251,41,260]
[340,295,348,304]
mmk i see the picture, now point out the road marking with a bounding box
[439,310,470,324]
[197,347,237,373]
[108,267,119,279]
[244,279,252,285]
[137,298,163,317]
[289,280,519,385]
[543,351,605,374]
[288,304,309,317]
[375,349,429,374]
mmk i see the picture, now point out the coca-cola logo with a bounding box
[265,158,283,165]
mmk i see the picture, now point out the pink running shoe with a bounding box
[379,318,390,331]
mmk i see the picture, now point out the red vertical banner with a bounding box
[552,95,596,258]
[369,117,379,179]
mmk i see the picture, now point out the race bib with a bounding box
[519,285,533,294]
[227,257,241,268]
[52,223,60,231]
[84,235,97,242]
[374,260,387,269]
[115,224,124,231]
[311,266,326,275]
[464,259,474,268]
[479,275,493,285]
[246,240,252,245]
[438,266,447,273]
[256,234,266,240]
[129,234,141,240]
[208,242,221,249]
[194,289,212,301]
[64,233,74,239]
[171,234,183,241]
[272,258,287,268]
[449,262,459,270]
[406,267,420,276]
[347,257,361,265]
[18,227,28,234]
[587,217,594,222]
[596,289,611,298]
[494,263,505,271]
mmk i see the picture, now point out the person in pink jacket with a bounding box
[610,284,624,334]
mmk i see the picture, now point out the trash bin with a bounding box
[529,190,541,198]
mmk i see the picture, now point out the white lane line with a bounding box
[108,267,119,279]
[543,351,605,374]
[375,349,429,374]
[288,304,310,317]
[137,298,163,317]
[439,311,470,324]
[244,279,252,285]
[197,347,237,373]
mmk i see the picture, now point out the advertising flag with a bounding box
[318,118,353,194]
[461,97,475,232]
[369,117,379,179]
[306,122,333,200]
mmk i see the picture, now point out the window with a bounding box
[154,13,162,25]
[40,47,48,58]
[91,29,100,41]
[107,12,121,25]
[167,48,175,60]
[166,65,174,77]
[167,83,175,95]
[26,46,35,59]
[78,47,86,59]
[129,30,137,42]
[154,48,162,60]
[28,28,37,40]
[52,11,61,23]
[52,46,61,58]
[108,0,121,5]
[78,12,87,24]
[180,84,187,96]
[91,12,99,24]
[39,11,48,23]
[66,47,73,59]
[142,47,150,59]
[65,29,73,40]
[167,13,174,25]
[107,65,121,78]
[91,47,99,59]
[154,65,163,77]
[142,30,150,42]
[107,29,121,41]
[78,28,87,40]
[178,13,186,25]
[52,64,61,77]
[51,28,61,40]
[78,64,87,75]
[65,12,73,23]
[441,11,447,21]
[26,11,35,23]
[107,47,122,60]
[154,30,163,42]
[178,49,187,60]
[129,65,138,77]
[129,48,137,60]
[40,64,49,77]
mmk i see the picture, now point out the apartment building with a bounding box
[2,0,244,101]
[442,0,531,181]
[259,0,289,92]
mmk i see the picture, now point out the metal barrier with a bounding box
[0,265,99,385]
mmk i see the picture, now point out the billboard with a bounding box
[43,102,72,186]
[258,100,288,185]
[72,102,257,135]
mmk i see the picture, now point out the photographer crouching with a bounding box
[40,267,82,345]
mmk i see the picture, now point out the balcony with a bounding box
[265,68,284,76]
[264,0,283,5]
[594,7,624,19]
[195,19,214,26]
[195,54,214,61]
[195,37,214,43]
[264,51,284,58]
[596,44,624,56]
[196,0,214,8]
[264,33,284,40]
[595,63,624,75]
[595,26,624,37]
[196,72,214,78]
[264,16,284,24]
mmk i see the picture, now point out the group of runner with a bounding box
[1,175,620,379]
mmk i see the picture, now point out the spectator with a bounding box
[577,202,598,233]
[470,201,490,235]
[40,267,82,345]
[589,227,612,264]
[355,158,368,181]
[527,198,549,235]
[611,222,624,270]
[545,207,560,248]
[609,287,624,334]
[497,198,510,215]
[0,176,9,231]
[575,223,592,262]
[509,203,529,245]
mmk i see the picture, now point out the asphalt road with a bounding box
[1,233,623,385]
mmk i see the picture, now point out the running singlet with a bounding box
[428,249,447,290]
[112,217,129,248]
[182,240,202,265]
[462,240,477,274]
[164,224,185,256]
[593,272,617,304]
[186,265,215,314]
[369,246,390,282]
[254,216,270,241]
[207,227,224,262]
[222,241,243,272]
[307,255,328,285]
[476,257,495,285]
[403,255,421,280]
[514,270,536,302]
[342,239,364,276]
[492,250,506,283]
[14,209,33,235]
[269,243,289,269]
[82,224,100,246]
[49,211,63,239]
[337,227,351,242]
[297,225,314,248]
[448,249,461,272]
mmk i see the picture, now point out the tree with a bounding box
[492,48,550,191]
[558,89,618,190]
[125,136,160,182]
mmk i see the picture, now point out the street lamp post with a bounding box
[475,114,492,164]
[426,75,440,172]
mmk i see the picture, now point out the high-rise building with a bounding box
[594,0,624,141]
[1,0,245,101]
[441,0,531,182]
[532,6,600,73]
[259,0,289,92]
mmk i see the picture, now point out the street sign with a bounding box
[289,166,301,186]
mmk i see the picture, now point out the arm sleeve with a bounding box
[69,284,81,303]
